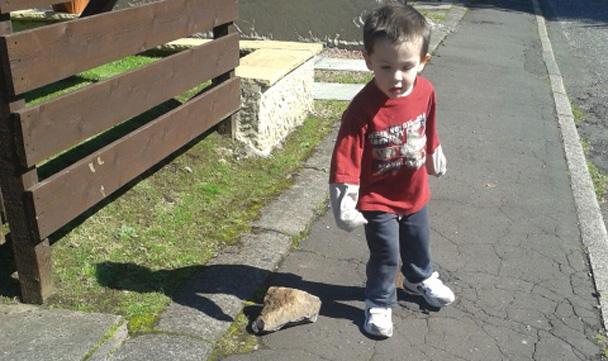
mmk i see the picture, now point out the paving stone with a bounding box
[314,57,369,72]
[313,82,365,101]
[108,334,211,361]
[0,304,123,361]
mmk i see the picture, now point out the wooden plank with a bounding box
[0,186,6,223]
[14,33,239,167]
[0,0,68,13]
[30,77,240,239]
[1,0,237,95]
[213,23,237,138]
[0,13,52,304]
[81,0,119,17]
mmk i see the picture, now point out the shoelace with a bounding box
[369,308,390,319]
[419,272,443,294]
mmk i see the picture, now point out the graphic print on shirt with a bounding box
[368,114,427,175]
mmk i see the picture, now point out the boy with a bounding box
[329,2,455,338]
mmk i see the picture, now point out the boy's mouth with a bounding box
[388,87,403,95]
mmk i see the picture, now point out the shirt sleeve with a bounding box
[425,88,447,177]
[329,106,367,185]
[425,89,440,155]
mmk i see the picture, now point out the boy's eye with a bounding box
[381,65,391,70]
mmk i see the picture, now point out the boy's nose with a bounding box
[393,70,403,81]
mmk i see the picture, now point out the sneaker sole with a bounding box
[363,310,394,338]
[363,322,393,338]
[403,284,453,308]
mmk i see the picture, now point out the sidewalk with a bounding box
[2,1,606,360]
[223,1,605,361]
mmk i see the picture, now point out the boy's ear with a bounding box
[362,50,373,71]
[418,53,432,73]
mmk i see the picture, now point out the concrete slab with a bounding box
[0,304,123,361]
[303,125,338,171]
[237,48,318,86]
[313,82,365,101]
[239,40,323,54]
[252,167,329,236]
[314,57,369,72]
[107,333,212,361]
[157,231,292,339]
[160,38,323,55]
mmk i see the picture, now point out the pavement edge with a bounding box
[533,0,608,333]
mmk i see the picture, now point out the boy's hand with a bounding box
[427,145,447,177]
[329,183,368,232]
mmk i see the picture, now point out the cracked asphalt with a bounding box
[224,1,605,360]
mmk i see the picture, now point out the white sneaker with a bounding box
[403,271,455,308]
[363,306,393,338]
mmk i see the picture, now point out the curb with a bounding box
[429,4,468,54]
[532,0,608,333]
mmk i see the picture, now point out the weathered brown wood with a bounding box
[14,33,239,167]
[0,187,6,223]
[80,0,119,17]
[0,13,52,303]
[0,0,68,13]
[1,0,238,95]
[213,23,237,138]
[30,78,240,239]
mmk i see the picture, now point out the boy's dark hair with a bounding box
[363,2,431,56]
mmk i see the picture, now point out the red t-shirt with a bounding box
[329,76,440,215]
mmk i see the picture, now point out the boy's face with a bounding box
[363,37,431,98]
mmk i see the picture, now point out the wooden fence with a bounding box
[0,0,240,303]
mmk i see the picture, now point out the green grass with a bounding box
[572,103,585,126]
[420,10,449,24]
[11,19,64,32]
[208,313,259,361]
[315,70,373,84]
[24,54,163,106]
[0,37,347,334]
[589,161,608,203]
[573,105,607,204]
[595,333,608,360]
[0,100,346,334]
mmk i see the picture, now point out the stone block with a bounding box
[236,50,316,156]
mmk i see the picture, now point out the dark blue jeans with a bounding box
[363,207,433,308]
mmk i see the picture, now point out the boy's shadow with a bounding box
[95,262,436,331]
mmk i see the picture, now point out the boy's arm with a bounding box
[425,90,447,177]
[427,145,447,177]
[329,107,368,232]
[329,183,367,231]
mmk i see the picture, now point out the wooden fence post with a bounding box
[0,13,53,303]
[0,189,5,244]
[213,23,238,139]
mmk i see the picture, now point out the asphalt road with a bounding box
[223,1,605,360]
[540,0,608,222]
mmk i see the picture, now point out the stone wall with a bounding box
[237,58,315,156]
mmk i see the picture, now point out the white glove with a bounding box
[427,145,447,177]
[329,183,368,232]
